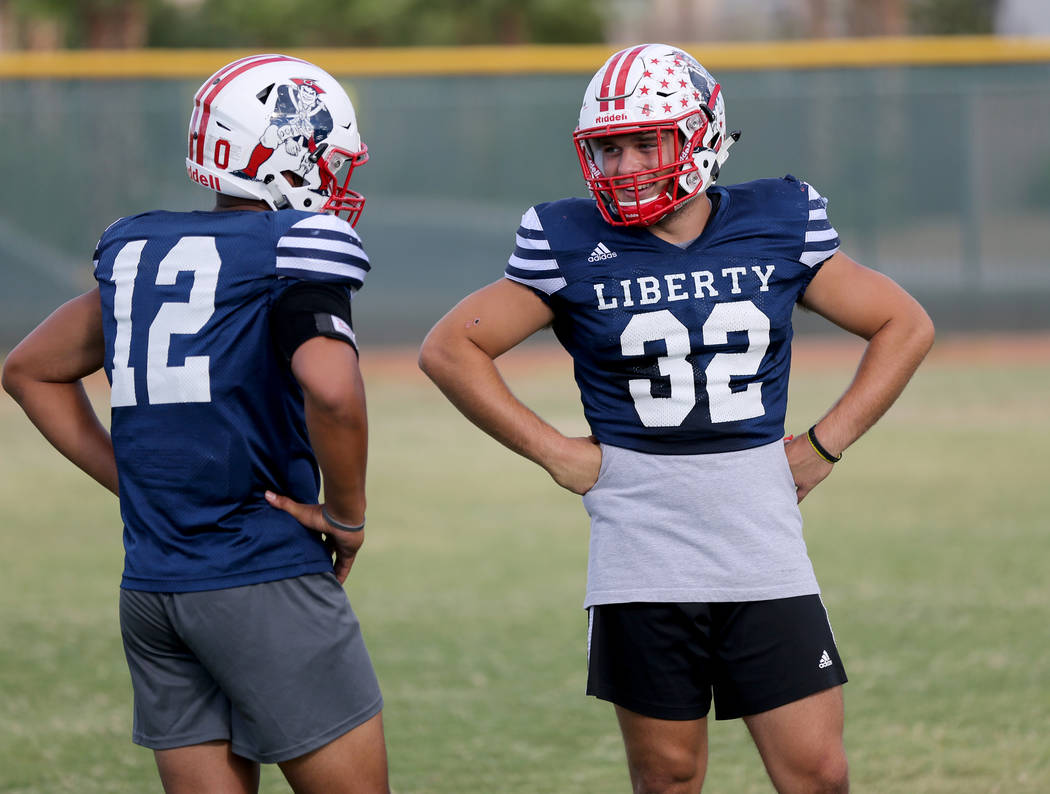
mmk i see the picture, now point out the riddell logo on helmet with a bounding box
[187,165,221,192]
[595,113,628,123]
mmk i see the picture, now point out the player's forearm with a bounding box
[290,337,368,523]
[302,390,367,524]
[5,378,119,495]
[813,304,934,457]
[420,334,568,472]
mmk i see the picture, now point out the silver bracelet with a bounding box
[321,505,365,532]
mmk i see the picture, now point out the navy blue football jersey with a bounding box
[92,208,369,592]
[504,176,839,454]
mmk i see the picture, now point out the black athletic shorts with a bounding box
[586,595,847,721]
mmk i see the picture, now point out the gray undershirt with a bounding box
[581,440,820,607]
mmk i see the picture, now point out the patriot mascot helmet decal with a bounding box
[186,55,369,225]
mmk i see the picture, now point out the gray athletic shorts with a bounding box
[119,573,383,763]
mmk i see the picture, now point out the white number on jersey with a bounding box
[622,310,695,427]
[109,236,221,407]
[619,300,770,427]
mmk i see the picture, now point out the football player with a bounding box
[2,55,388,793]
[419,44,934,792]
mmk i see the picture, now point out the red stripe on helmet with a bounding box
[708,83,721,110]
[597,48,628,112]
[707,83,723,150]
[188,54,271,160]
[192,54,303,165]
[611,45,647,110]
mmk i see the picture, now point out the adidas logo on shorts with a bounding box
[818,649,834,669]
[588,242,618,262]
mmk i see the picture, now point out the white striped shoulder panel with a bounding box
[799,183,841,268]
[276,213,370,290]
[504,207,567,295]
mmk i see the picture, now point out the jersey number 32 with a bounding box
[621,301,770,427]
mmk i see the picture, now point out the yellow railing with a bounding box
[2,36,1050,79]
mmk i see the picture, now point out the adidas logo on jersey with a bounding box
[818,650,834,669]
[588,242,618,262]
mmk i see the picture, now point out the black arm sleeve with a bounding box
[270,281,356,362]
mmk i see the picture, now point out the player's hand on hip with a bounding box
[784,434,834,503]
[321,527,364,584]
[547,435,602,495]
[265,490,364,583]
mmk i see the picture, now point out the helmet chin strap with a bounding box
[685,129,741,193]
[713,130,741,179]
[719,130,740,163]
[262,174,291,210]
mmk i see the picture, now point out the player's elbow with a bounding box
[418,327,453,384]
[303,380,364,427]
[906,300,936,359]
[919,307,936,350]
[421,315,482,376]
[1,347,31,404]
[881,293,935,363]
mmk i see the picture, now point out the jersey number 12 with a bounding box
[109,236,220,407]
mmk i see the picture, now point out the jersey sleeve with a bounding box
[274,213,370,291]
[504,206,567,295]
[799,182,840,268]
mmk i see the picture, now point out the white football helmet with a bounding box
[186,54,368,225]
[573,44,739,226]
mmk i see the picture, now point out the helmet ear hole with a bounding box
[281,170,305,187]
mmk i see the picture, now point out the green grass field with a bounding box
[1,335,1048,793]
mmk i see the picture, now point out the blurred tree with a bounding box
[146,0,604,48]
[909,0,998,34]
[845,0,907,36]
[0,0,1003,50]
[4,0,147,48]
